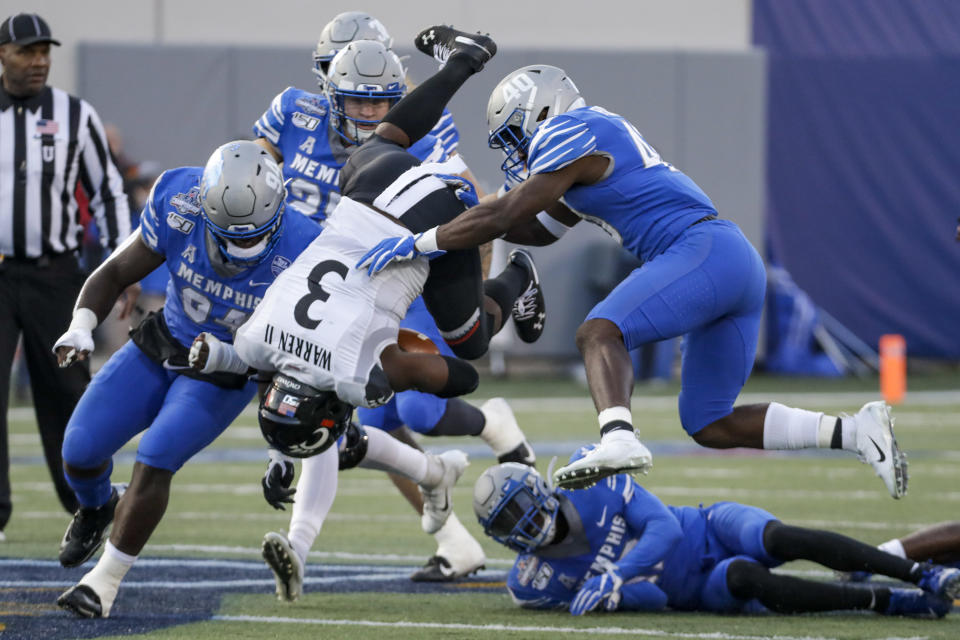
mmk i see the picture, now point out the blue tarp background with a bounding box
[754,0,960,358]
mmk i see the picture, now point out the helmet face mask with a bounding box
[486,65,586,182]
[473,463,559,553]
[325,40,405,145]
[259,374,353,458]
[199,141,286,267]
[313,11,394,92]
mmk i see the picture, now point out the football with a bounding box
[397,328,441,354]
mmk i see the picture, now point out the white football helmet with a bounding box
[487,65,586,182]
[313,11,393,91]
[325,40,406,145]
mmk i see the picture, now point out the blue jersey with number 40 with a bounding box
[254,87,448,222]
[525,106,717,263]
[139,166,321,347]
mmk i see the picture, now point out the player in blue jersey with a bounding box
[50,141,322,618]
[359,62,907,499]
[252,25,536,584]
[472,457,959,618]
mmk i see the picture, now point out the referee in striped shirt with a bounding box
[0,13,133,540]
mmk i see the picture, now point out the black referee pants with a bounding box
[0,253,86,531]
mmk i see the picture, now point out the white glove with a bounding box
[53,308,98,368]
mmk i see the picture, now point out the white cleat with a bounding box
[420,450,469,534]
[479,397,535,466]
[850,401,908,499]
[262,531,304,602]
[553,434,653,490]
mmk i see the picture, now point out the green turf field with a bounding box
[2,372,958,639]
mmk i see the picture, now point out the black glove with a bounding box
[262,449,296,510]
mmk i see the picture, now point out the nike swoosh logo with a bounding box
[249,280,271,287]
[868,436,886,463]
[596,506,607,528]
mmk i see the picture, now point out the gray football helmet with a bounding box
[199,140,286,265]
[473,462,559,553]
[325,40,406,145]
[486,65,586,181]
[313,11,393,90]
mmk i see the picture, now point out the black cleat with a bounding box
[508,249,546,343]
[57,584,104,618]
[410,555,485,583]
[415,25,497,71]
[59,487,119,568]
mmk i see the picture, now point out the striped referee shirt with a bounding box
[0,80,130,259]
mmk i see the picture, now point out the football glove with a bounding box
[262,449,296,510]
[570,564,624,616]
[435,173,479,208]
[356,228,445,276]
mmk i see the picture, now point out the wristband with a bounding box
[413,227,440,253]
[69,308,99,332]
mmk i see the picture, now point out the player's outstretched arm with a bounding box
[54,234,164,367]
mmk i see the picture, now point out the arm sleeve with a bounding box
[77,102,131,250]
[614,481,683,580]
[525,114,597,176]
[253,89,292,146]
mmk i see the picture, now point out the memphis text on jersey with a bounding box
[263,323,332,370]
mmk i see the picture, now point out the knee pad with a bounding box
[338,422,369,470]
[396,392,447,433]
[435,356,479,398]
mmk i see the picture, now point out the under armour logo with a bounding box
[421,29,434,45]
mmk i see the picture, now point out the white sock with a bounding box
[878,538,907,559]
[433,512,485,565]
[78,541,136,617]
[762,403,823,450]
[288,445,338,567]
[358,426,434,484]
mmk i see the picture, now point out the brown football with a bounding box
[397,328,441,354]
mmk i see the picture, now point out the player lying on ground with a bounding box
[473,453,960,618]
[51,141,321,618]
[359,59,907,499]
[251,23,534,584]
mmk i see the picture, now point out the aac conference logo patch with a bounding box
[271,254,291,277]
[170,186,201,216]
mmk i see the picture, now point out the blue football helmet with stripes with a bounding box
[486,65,586,182]
[473,462,560,553]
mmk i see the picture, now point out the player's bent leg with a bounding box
[380,346,478,398]
[109,462,173,556]
[283,445,339,586]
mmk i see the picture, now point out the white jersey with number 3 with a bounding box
[234,197,428,407]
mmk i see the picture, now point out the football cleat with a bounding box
[553,435,653,490]
[59,486,120,568]
[57,583,107,618]
[850,401,908,499]
[262,531,304,602]
[917,564,960,600]
[414,25,496,71]
[508,249,546,344]
[412,513,486,582]
[886,587,952,618]
[479,397,536,466]
[420,450,469,534]
[411,554,485,582]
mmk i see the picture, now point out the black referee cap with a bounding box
[0,13,61,47]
